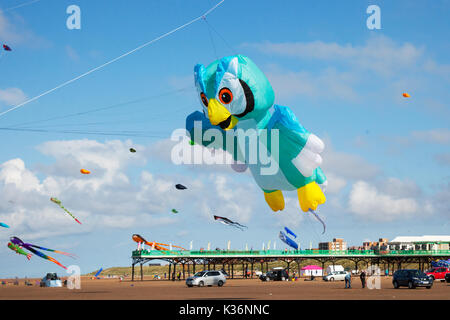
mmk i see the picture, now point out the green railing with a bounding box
[132,249,450,258]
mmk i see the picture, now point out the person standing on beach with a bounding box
[344,272,352,288]
[360,271,366,288]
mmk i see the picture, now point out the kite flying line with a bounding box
[0,0,225,118]
[0,0,43,13]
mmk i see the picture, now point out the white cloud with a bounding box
[433,181,450,217]
[411,129,450,145]
[434,153,450,167]
[265,67,359,101]
[0,87,27,106]
[348,180,432,221]
[321,139,380,181]
[197,173,257,224]
[271,196,306,228]
[244,35,426,77]
[324,172,347,194]
[0,11,49,48]
[152,136,248,175]
[0,139,263,242]
[65,45,79,62]
[0,12,21,43]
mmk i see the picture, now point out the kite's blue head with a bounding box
[194,55,275,130]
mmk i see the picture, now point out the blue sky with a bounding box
[0,0,449,278]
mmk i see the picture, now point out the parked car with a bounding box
[445,273,450,283]
[426,267,450,282]
[259,268,290,281]
[40,273,62,287]
[323,271,349,281]
[393,269,433,289]
[186,270,227,287]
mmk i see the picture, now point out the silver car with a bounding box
[323,271,349,281]
[186,270,227,287]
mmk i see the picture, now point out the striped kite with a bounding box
[213,215,247,231]
[132,234,185,254]
[279,231,298,250]
[7,242,32,260]
[9,237,75,269]
[284,227,297,238]
[50,197,82,224]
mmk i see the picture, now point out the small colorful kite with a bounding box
[284,227,297,239]
[402,93,410,98]
[7,242,32,260]
[175,184,187,190]
[80,169,90,174]
[2,44,11,51]
[50,197,82,224]
[213,215,247,230]
[9,237,75,269]
[129,148,136,153]
[279,231,298,250]
[94,268,103,278]
[0,222,9,228]
[171,209,179,213]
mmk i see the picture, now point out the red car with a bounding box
[426,267,450,282]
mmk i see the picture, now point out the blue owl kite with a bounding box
[186,55,327,229]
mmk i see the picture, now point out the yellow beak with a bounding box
[208,98,238,130]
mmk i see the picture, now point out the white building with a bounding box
[300,265,323,277]
[388,235,450,251]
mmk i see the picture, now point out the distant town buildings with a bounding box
[363,238,389,251]
[319,238,347,251]
[319,235,450,252]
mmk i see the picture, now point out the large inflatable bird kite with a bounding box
[186,55,327,225]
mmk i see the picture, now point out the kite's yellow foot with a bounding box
[264,190,285,212]
[297,182,326,212]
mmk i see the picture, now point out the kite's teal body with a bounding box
[186,55,327,213]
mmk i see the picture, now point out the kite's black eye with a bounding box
[219,88,233,104]
[200,92,208,107]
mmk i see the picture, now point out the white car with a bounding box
[186,270,227,287]
[323,271,349,281]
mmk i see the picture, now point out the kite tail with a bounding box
[30,245,76,259]
[25,247,67,269]
[232,224,246,231]
[53,250,77,259]
[62,207,82,224]
[47,256,67,269]
[309,209,326,234]
[153,245,169,254]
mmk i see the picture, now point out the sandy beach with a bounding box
[0,276,448,300]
